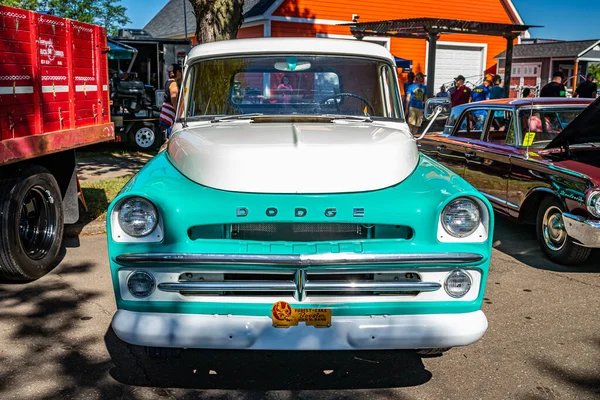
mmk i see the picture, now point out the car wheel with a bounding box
[130,123,157,151]
[0,166,64,280]
[536,196,591,265]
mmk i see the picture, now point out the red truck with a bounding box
[0,6,114,280]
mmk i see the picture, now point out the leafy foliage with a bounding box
[0,0,130,35]
[588,63,600,82]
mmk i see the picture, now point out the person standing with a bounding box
[159,64,183,134]
[405,72,428,135]
[470,79,491,130]
[489,75,505,99]
[404,71,415,103]
[540,71,566,97]
[436,85,448,98]
[574,73,598,98]
[450,75,471,107]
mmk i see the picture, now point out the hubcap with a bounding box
[542,206,566,251]
[135,127,155,148]
[19,186,57,260]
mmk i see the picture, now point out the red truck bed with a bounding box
[0,5,114,165]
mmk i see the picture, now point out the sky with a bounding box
[122,0,598,41]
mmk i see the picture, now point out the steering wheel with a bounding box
[319,93,375,116]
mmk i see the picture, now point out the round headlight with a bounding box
[127,271,155,298]
[442,198,481,238]
[444,269,472,298]
[118,197,158,237]
[586,191,600,218]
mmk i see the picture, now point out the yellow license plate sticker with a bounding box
[271,301,332,328]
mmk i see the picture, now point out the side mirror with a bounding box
[424,98,451,120]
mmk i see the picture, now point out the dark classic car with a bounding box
[420,97,600,265]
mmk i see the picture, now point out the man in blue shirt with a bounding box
[470,79,491,130]
[405,72,428,135]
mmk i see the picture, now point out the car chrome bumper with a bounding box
[111,310,488,350]
[563,213,600,248]
[115,252,484,265]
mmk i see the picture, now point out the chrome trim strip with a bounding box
[482,192,519,210]
[158,281,297,293]
[562,213,600,248]
[304,281,441,292]
[116,252,484,265]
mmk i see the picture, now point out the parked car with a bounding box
[106,38,494,356]
[420,97,600,265]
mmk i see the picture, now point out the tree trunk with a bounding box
[190,0,245,44]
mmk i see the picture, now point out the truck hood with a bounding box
[167,120,418,194]
[545,97,600,150]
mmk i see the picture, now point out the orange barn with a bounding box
[145,0,528,94]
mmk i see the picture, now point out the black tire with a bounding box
[146,347,181,359]
[0,166,64,281]
[536,196,591,265]
[416,348,451,356]
[129,122,157,151]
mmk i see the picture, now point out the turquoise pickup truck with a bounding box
[106,37,493,356]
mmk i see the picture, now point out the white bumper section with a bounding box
[112,310,488,350]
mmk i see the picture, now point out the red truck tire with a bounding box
[0,166,64,281]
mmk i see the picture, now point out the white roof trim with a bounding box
[505,0,524,25]
[264,0,285,17]
[577,39,600,58]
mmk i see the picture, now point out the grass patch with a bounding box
[80,175,132,225]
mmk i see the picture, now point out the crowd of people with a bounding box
[403,69,598,132]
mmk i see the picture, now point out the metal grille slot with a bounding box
[231,223,366,242]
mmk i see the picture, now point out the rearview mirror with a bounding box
[424,98,451,120]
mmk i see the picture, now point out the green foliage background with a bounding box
[0,0,130,35]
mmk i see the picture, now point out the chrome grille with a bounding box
[230,223,366,242]
[158,269,439,300]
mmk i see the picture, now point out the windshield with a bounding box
[519,108,583,147]
[181,55,403,121]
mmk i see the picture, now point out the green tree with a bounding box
[190,0,245,43]
[588,63,600,82]
[0,0,130,35]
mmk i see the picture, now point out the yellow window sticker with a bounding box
[523,131,536,146]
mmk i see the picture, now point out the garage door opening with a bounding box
[433,43,486,92]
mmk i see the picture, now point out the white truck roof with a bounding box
[186,37,395,64]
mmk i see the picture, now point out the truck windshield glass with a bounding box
[519,108,583,146]
[182,55,403,121]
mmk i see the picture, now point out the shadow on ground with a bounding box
[105,328,432,393]
[0,262,126,399]
[492,216,599,272]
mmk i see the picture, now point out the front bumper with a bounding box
[563,213,600,248]
[111,310,488,350]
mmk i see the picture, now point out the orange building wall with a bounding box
[237,24,265,39]
[274,0,514,24]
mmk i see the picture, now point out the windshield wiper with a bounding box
[319,114,373,122]
[210,113,264,123]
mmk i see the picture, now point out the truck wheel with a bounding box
[536,197,591,265]
[130,123,157,151]
[0,166,64,281]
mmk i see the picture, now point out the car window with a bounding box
[518,108,584,147]
[485,110,515,146]
[453,109,488,140]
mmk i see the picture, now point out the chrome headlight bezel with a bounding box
[586,190,600,218]
[441,198,482,238]
[444,269,472,298]
[126,270,156,298]
[111,196,164,243]
[118,196,158,237]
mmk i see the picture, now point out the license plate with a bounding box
[271,301,332,328]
